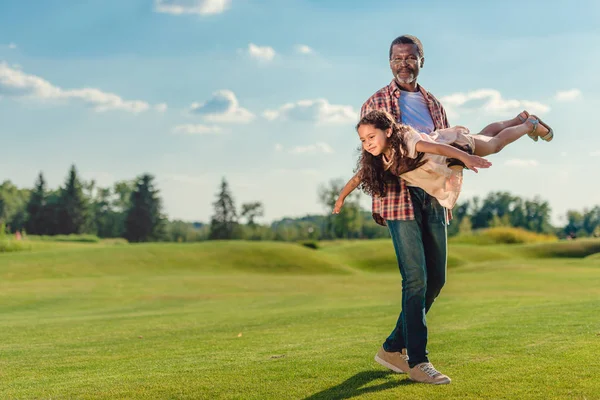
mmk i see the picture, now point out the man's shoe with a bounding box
[408,362,451,384]
[374,347,409,374]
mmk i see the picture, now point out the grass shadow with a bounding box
[303,370,413,400]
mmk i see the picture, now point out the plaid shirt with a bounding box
[361,80,450,226]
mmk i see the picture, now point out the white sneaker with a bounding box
[374,347,409,373]
[408,362,451,385]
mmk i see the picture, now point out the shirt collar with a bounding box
[388,79,429,100]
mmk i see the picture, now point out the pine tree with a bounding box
[124,174,166,242]
[25,172,47,234]
[209,178,238,240]
[58,165,89,234]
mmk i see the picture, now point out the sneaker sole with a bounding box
[408,377,452,385]
[374,354,408,374]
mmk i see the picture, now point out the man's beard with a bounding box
[395,72,416,84]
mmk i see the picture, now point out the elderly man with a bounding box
[362,34,452,385]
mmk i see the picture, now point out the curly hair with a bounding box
[356,110,426,197]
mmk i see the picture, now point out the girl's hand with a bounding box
[333,198,344,214]
[462,154,492,173]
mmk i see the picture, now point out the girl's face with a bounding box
[357,124,391,156]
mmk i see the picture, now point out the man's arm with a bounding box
[414,141,492,173]
[333,172,361,214]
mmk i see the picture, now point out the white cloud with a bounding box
[504,159,539,167]
[440,89,550,119]
[155,103,168,112]
[189,89,255,123]
[590,151,600,157]
[554,89,581,102]
[291,142,334,154]
[154,0,231,16]
[274,143,283,152]
[247,43,276,62]
[172,124,223,134]
[8,43,17,50]
[264,98,358,125]
[0,63,162,113]
[295,44,313,55]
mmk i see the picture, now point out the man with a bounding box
[362,35,452,385]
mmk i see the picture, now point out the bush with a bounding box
[27,234,101,243]
[524,238,600,258]
[0,239,31,253]
[450,227,557,245]
[299,240,319,250]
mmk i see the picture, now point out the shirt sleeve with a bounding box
[360,98,376,118]
[400,127,424,159]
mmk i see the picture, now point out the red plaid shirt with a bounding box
[361,80,450,226]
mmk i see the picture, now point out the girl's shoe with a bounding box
[517,110,530,123]
[530,115,554,142]
[525,117,551,142]
[518,110,539,142]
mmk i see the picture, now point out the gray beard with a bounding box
[395,73,416,85]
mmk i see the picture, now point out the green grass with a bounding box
[1,239,600,399]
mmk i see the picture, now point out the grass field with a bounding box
[1,239,599,399]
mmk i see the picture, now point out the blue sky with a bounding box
[1,0,599,225]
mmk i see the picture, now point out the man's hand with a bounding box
[462,154,492,173]
[332,198,344,214]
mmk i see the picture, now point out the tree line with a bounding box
[2,172,599,243]
[206,178,600,242]
[0,165,165,242]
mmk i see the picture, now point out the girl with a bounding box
[333,110,553,211]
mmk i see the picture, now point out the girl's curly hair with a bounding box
[356,110,426,197]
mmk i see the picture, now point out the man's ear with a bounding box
[420,57,425,68]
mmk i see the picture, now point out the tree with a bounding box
[91,187,125,238]
[0,180,30,232]
[240,202,264,226]
[124,174,166,242]
[209,178,239,240]
[582,206,600,236]
[57,165,90,234]
[523,197,552,233]
[25,173,48,234]
[113,180,135,212]
[318,179,363,239]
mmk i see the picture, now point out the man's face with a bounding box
[389,43,423,85]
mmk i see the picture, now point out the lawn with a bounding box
[1,240,599,399]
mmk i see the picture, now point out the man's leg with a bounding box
[384,196,429,368]
[421,194,448,312]
[403,189,452,385]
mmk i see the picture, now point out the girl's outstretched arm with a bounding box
[333,172,361,214]
[415,141,492,173]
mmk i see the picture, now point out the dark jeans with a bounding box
[383,187,447,368]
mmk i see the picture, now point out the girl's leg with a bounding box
[472,117,549,157]
[478,111,529,137]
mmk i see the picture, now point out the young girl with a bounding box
[333,110,553,211]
